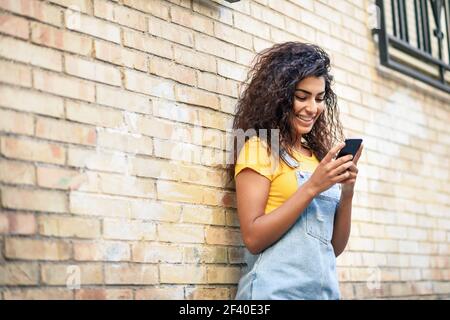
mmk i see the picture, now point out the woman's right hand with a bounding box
[306,142,355,196]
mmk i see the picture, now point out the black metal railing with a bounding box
[374,0,450,93]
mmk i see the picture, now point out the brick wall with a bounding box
[0,0,449,299]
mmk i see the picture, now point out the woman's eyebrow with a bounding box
[295,89,325,95]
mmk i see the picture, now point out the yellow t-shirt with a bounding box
[234,136,320,214]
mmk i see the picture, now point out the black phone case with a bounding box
[336,139,362,159]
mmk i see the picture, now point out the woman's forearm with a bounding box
[331,190,354,257]
[245,181,317,254]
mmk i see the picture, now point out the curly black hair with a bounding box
[225,41,344,188]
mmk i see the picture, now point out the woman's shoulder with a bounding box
[234,136,278,180]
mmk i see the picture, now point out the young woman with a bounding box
[227,42,363,300]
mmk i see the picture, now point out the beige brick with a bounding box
[128,156,172,179]
[96,172,155,198]
[207,266,241,284]
[31,22,92,55]
[152,99,198,124]
[124,69,175,100]
[134,116,174,140]
[33,69,95,102]
[41,263,103,285]
[73,240,130,261]
[176,85,220,109]
[103,218,156,240]
[0,212,37,235]
[0,60,32,87]
[0,159,35,185]
[131,242,183,263]
[105,263,158,284]
[0,214,5,232]
[386,254,410,268]
[136,287,184,300]
[251,1,285,28]
[0,36,62,71]
[217,59,248,82]
[0,213,14,234]
[214,21,253,50]
[148,16,193,47]
[160,264,207,284]
[197,108,232,131]
[157,180,204,204]
[205,226,242,246]
[47,0,91,12]
[66,100,124,128]
[149,56,196,86]
[0,0,62,27]
[185,287,229,300]
[4,288,73,300]
[158,223,204,244]
[94,0,146,31]
[1,186,67,213]
[153,139,203,163]
[184,245,227,264]
[196,71,218,93]
[65,54,121,86]
[65,9,120,43]
[36,117,96,146]
[70,192,129,217]
[192,0,233,25]
[173,45,216,73]
[68,148,128,173]
[37,166,87,190]
[75,288,133,300]
[182,205,226,225]
[219,95,238,115]
[375,239,398,252]
[129,198,181,222]
[38,215,100,238]
[228,247,245,264]
[0,13,29,39]
[235,46,255,67]
[123,28,173,59]
[347,236,375,251]
[97,129,152,155]
[234,12,270,39]
[195,33,235,60]
[0,86,64,117]
[0,263,39,285]
[225,209,240,227]
[217,77,239,97]
[5,237,71,260]
[123,0,169,19]
[171,5,213,35]
[96,85,152,114]
[94,40,147,71]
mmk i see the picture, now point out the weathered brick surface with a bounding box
[0,0,449,300]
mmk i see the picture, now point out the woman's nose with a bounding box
[305,100,318,114]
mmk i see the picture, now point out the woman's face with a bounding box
[292,76,326,135]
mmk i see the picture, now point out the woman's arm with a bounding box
[235,168,317,254]
[236,143,353,254]
[331,143,363,257]
[331,190,354,257]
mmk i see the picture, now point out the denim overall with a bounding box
[235,148,341,300]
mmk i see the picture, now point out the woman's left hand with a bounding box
[340,143,363,195]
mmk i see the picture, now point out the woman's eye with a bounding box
[295,96,325,102]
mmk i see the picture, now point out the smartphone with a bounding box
[336,138,363,159]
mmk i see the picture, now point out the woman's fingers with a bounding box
[329,158,354,177]
[323,142,345,163]
[353,144,364,164]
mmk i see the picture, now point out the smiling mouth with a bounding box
[296,115,315,124]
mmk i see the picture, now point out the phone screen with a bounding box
[336,139,363,159]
